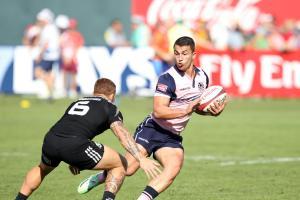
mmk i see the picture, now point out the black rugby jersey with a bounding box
[49,96,123,139]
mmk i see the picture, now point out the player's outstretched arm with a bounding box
[110,121,161,179]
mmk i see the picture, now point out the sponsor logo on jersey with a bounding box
[179,87,191,91]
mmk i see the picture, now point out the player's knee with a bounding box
[126,163,139,176]
[119,166,126,175]
[38,163,54,177]
[110,165,126,181]
[126,167,135,176]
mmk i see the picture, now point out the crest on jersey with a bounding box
[156,83,168,93]
[198,82,205,89]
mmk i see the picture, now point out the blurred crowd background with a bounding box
[2,0,300,52]
[22,6,300,53]
[0,0,300,99]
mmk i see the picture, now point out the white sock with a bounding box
[137,185,158,200]
[137,193,152,200]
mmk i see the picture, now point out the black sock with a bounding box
[142,185,159,199]
[102,191,115,200]
[15,192,28,200]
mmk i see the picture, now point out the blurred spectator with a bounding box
[192,20,213,50]
[150,20,174,74]
[267,26,286,51]
[227,25,246,51]
[280,19,297,51]
[59,18,84,98]
[247,28,270,50]
[209,23,229,50]
[104,19,129,48]
[130,15,151,48]
[247,15,272,50]
[280,20,294,43]
[167,19,193,52]
[22,22,41,48]
[287,21,300,50]
[34,8,60,100]
[22,19,42,64]
[55,14,70,34]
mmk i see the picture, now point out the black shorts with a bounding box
[35,60,56,72]
[133,116,184,157]
[41,131,104,170]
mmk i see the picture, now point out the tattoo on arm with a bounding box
[111,121,143,161]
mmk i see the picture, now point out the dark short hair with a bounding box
[111,18,121,25]
[173,36,195,52]
[93,78,116,96]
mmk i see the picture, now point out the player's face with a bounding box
[174,45,195,72]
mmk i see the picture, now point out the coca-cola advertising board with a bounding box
[132,0,300,30]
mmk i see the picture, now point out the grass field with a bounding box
[1,95,300,200]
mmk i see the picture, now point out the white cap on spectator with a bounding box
[37,8,54,23]
[55,14,70,29]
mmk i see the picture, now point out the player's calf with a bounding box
[102,167,126,200]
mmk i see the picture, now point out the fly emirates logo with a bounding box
[200,54,300,94]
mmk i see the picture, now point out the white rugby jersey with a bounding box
[151,65,209,135]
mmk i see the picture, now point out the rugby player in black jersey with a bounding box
[15,78,161,200]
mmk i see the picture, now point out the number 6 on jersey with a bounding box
[68,101,90,116]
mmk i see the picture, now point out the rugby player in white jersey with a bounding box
[78,36,226,199]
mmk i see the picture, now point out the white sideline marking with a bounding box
[185,155,238,161]
[185,155,300,166]
[220,157,300,166]
[0,152,28,157]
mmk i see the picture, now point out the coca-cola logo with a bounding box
[146,0,268,31]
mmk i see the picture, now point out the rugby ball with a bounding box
[197,85,227,112]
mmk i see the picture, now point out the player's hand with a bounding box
[208,99,227,116]
[69,165,80,175]
[187,97,202,114]
[139,157,162,179]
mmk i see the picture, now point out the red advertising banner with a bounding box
[132,0,300,31]
[195,50,300,98]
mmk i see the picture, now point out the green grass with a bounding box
[1,95,300,200]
